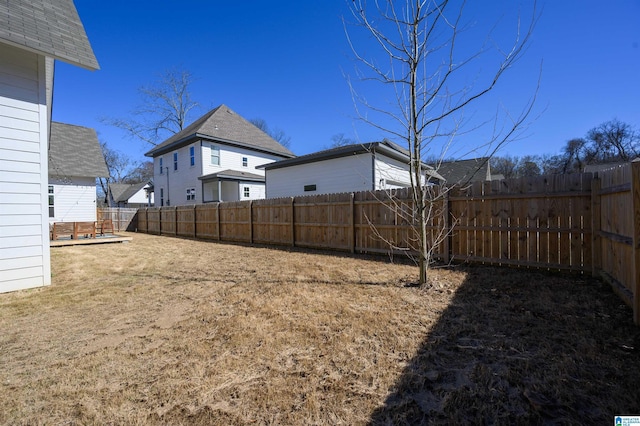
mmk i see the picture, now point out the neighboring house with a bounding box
[108,182,154,208]
[48,122,108,223]
[583,160,634,174]
[259,141,443,199]
[434,157,496,186]
[0,1,98,293]
[145,104,295,206]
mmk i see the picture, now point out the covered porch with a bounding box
[199,170,266,202]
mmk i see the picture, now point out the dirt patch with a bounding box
[0,232,638,424]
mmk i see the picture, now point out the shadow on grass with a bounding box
[369,265,640,425]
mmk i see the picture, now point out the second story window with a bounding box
[242,157,248,167]
[190,146,195,166]
[210,145,220,165]
[173,152,178,171]
[159,157,163,174]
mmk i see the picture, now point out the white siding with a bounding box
[125,185,152,206]
[0,43,50,292]
[201,143,282,178]
[239,182,265,200]
[374,154,414,189]
[47,176,97,223]
[265,153,374,198]
[152,141,285,205]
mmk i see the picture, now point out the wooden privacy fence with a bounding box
[137,162,640,324]
[97,208,139,232]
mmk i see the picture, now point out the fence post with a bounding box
[159,207,163,235]
[443,189,451,264]
[249,200,253,244]
[291,197,295,247]
[350,193,355,253]
[631,160,640,325]
[591,174,602,277]
[216,203,221,241]
[193,205,197,238]
[174,206,178,236]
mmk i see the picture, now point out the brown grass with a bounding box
[0,232,638,425]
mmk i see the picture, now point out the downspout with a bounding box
[165,166,170,206]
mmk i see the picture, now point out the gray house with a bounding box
[48,122,109,224]
[0,1,98,293]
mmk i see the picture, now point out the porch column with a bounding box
[218,179,223,202]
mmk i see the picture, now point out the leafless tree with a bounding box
[103,68,200,146]
[249,118,292,149]
[329,133,357,148]
[346,0,538,285]
[97,141,153,204]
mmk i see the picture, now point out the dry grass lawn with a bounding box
[1,232,639,425]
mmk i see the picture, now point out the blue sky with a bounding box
[52,1,639,165]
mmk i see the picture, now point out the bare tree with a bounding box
[249,118,292,149]
[97,141,153,204]
[103,68,200,146]
[329,133,357,148]
[346,0,538,285]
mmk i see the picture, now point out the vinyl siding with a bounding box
[47,176,97,223]
[374,154,413,189]
[265,153,374,198]
[0,43,50,292]
[152,141,284,205]
[201,143,282,177]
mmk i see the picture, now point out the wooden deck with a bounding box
[50,234,132,247]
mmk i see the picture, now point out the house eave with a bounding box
[145,133,295,159]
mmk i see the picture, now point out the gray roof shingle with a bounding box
[434,157,492,185]
[145,104,295,159]
[109,182,148,203]
[48,121,109,178]
[0,0,99,70]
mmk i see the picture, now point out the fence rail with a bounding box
[137,162,640,324]
[97,208,138,232]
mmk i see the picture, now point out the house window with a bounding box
[48,185,54,217]
[160,188,164,207]
[190,146,195,166]
[304,184,317,192]
[210,145,220,165]
[243,186,250,198]
[242,157,248,167]
[159,157,163,174]
[173,152,178,171]
[186,187,196,201]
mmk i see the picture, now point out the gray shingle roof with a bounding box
[0,0,99,70]
[145,104,295,159]
[109,182,148,203]
[259,140,436,172]
[198,169,265,182]
[48,121,109,178]
[434,157,492,185]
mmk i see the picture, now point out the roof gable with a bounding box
[48,122,109,178]
[435,157,491,185]
[109,182,148,202]
[145,104,294,159]
[0,0,99,70]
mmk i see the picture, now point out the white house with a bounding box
[108,182,153,208]
[259,141,443,198]
[48,122,108,224]
[0,1,98,293]
[145,104,295,206]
